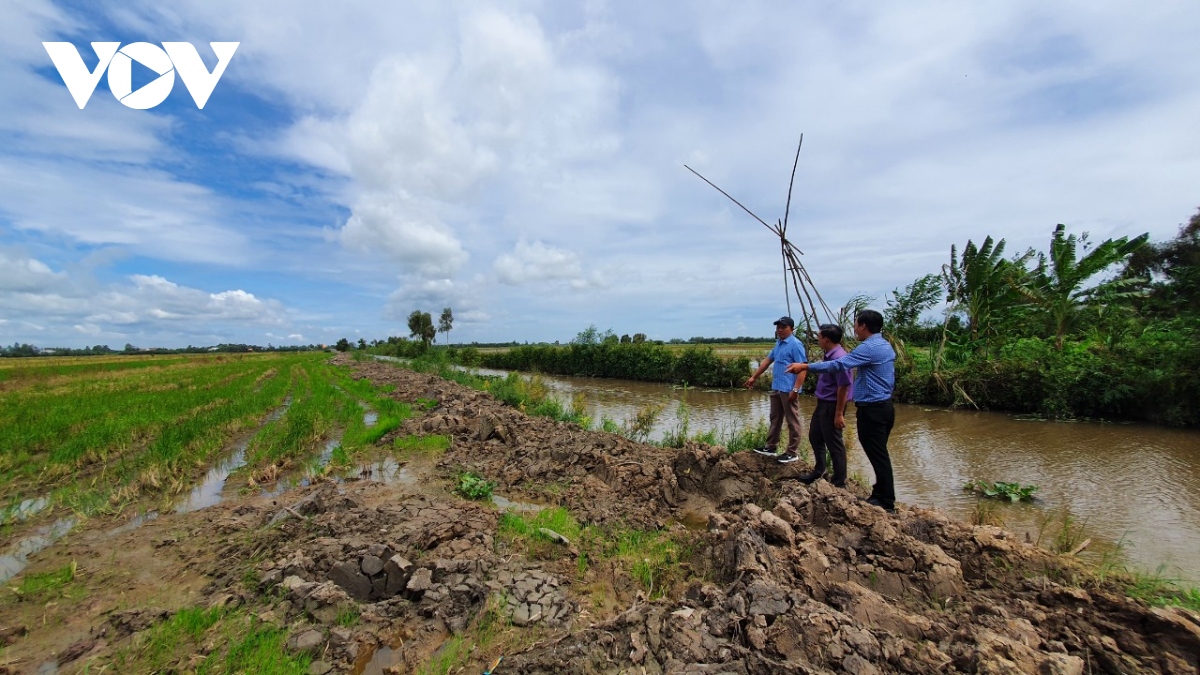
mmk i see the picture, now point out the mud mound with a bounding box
[340,357,1199,673]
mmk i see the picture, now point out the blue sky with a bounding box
[2,1,1199,348]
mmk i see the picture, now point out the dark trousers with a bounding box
[766,391,803,453]
[808,399,847,485]
[855,400,896,506]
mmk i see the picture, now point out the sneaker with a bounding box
[752,447,779,457]
[777,452,800,464]
[797,472,822,484]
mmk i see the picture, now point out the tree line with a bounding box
[877,209,1200,425]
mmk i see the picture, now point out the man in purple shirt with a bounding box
[799,324,853,488]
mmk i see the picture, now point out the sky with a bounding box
[2,1,1199,349]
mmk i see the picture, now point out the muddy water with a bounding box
[467,367,1200,583]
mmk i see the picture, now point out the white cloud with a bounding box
[494,239,585,286]
[0,254,294,345]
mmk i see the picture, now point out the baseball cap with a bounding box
[773,316,795,328]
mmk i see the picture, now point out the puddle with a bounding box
[175,398,293,514]
[175,448,248,514]
[0,518,76,583]
[352,643,402,675]
[1,496,50,525]
[263,435,345,498]
[106,511,160,537]
[349,457,416,485]
[678,509,710,531]
[492,494,546,513]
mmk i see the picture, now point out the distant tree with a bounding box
[357,338,367,350]
[335,338,351,352]
[632,333,647,343]
[408,310,436,347]
[885,274,943,339]
[573,325,601,345]
[620,334,631,344]
[439,307,454,344]
[124,343,137,353]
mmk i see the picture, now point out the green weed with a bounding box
[455,472,496,501]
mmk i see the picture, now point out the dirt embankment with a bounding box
[3,355,1198,674]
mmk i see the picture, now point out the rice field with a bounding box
[0,352,410,519]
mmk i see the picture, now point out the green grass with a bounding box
[394,434,451,455]
[335,604,361,627]
[111,607,310,674]
[11,561,77,600]
[1123,571,1200,612]
[197,614,310,675]
[499,506,691,599]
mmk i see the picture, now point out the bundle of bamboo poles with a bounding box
[685,134,835,340]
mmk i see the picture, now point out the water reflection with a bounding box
[452,366,1200,582]
[0,518,76,583]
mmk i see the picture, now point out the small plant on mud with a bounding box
[1036,510,1088,554]
[599,415,621,434]
[716,417,769,454]
[622,402,665,443]
[963,480,1038,503]
[454,472,496,501]
[11,561,77,601]
[660,401,692,448]
[335,604,361,627]
[970,500,1005,527]
[416,397,438,410]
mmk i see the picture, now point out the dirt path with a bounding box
[2,355,1197,674]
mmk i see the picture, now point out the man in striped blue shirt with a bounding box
[787,309,898,512]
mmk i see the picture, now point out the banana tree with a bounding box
[942,236,1033,354]
[1016,224,1149,349]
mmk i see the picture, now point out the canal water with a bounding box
[466,366,1200,583]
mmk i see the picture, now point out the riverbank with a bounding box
[2,354,1197,673]
[389,332,1200,426]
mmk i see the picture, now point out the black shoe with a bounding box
[752,447,778,457]
[777,452,800,464]
[865,497,895,512]
[798,472,822,485]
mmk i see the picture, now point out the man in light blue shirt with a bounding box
[787,309,897,511]
[743,316,807,463]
